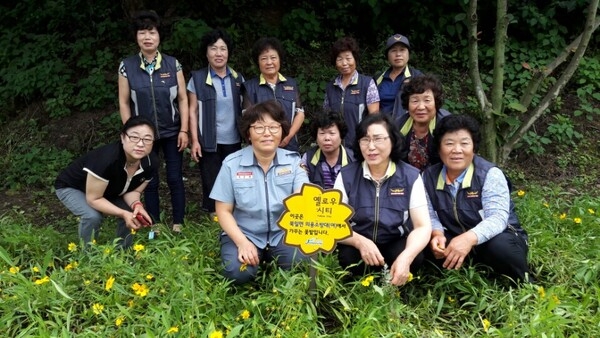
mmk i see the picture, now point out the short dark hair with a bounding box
[330,37,359,66]
[401,74,444,110]
[353,113,404,163]
[122,115,156,138]
[200,28,233,57]
[252,37,284,67]
[433,114,481,153]
[310,112,348,140]
[130,10,160,40]
[239,100,290,142]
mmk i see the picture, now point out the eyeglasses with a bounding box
[251,124,281,134]
[126,134,154,145]
[359,136,390,146]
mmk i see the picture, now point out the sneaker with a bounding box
[172,224,182,233]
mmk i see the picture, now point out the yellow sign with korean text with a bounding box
[278,183,354,255]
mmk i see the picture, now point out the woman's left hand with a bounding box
[390,256,411,286]
[177,132,189,151]
[442,231,477,270]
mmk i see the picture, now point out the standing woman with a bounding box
[397,74,451,171]
[55,116,158,248]
[375,34,423,119]
[241,37,304,152]
[118,11,189,233]
[323,36,380,148]
[188,28,244,216]
[333,113,431,286]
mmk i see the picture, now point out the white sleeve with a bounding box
[409,175,428,209]
[332,172,349,204]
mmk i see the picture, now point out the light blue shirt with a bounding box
[210,146,309,247]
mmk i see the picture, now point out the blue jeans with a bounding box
[220,234,309,285]
[144,135,185,224]
[55,188,133,248]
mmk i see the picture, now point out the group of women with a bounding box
[54,10,532,285]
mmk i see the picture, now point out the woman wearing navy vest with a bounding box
[118,11,189,233]
[396,74,451,171]
[423,115,531,282]
[333,114,431,286]
[375,34,423,120]
[241,37,304,152]
[301,112,354,189]
[323,37,380,148]
[188,29,244,216]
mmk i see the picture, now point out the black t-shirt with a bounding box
[55,141,158,198]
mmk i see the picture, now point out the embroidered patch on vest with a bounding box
[466,190,480,198]
[283,86,294,91]
[159,72,171,78]
[276,167,292,176]
[389,187,405,196]
[236,171,253,179]
[350,89,360,95]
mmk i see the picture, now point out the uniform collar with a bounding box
[138,51,162,70]
[259,72,286,85]
[436,162,475,190]
[362,160,396,181]
[399,114,438,136]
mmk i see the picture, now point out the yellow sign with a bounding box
[278,183,354,255]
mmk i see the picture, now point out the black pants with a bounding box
[428,228,531,282]
[199,143,241,212]
[337,236,425,278]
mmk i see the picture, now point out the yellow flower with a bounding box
[240,309,251,320]
[407,272,414,282]
[538,286,546,298]
[32,266,40,273]
[92,303,104,315]
[209,330,223,338]
[559,213,566,220]
[115,316,124,327]
[239,263,248,272]
[104,248,112,255]
[65,261,79,271]
[105,275,115,291]
[361,275,375,287]
[517,190,525,197]
[573,217,582,224]
[146,274,154,280]
[34,276,50,285]
[167,326,179,334]
[552,294,561,304]
[9,266,20,274]
[588,209,595,214]
[482,318,491,332]
[132,282,149,297]
[92,239,97,245]
[68,242,78,252]
[543,202,549,208]
[130,229,137,235]
[84,280,91,286]
[447,296,456,303]
[213,215,219,222]
[133,244,145,252]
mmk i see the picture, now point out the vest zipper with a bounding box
[264,170,271,246]
[149,75,160,138]
[451,194,468,233]
[372,181,381,243]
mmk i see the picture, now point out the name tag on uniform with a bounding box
[236,171,253,179]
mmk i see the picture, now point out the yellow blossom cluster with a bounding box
[105,276,115,291]
[132,282,149,297]
[361,275,375,287]
[133,244,145,252]
[34,276,50,285]
[92,303,104,315]
[68,242,78,252]
[65,261,79,271]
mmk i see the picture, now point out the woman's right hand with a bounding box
[237,240,260,266]
[357,237,385,266]
[429,231,447,259]
[190,141,202,162]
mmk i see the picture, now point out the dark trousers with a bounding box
[337,236,425,277]
[199,143,241,212]
[428,228,531,282]
[145,135,185,224]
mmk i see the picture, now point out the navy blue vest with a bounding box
[304,146,353,189]
[191,67,243,152]
[324,74,373,148]
[341,161,420,244]
[242,76,300,151]
[123,53,180,139]
[422,156,523,237]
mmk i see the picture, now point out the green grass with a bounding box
[1,186,599,337]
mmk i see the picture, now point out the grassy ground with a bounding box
[1,185,599,337]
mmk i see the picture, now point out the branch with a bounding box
[501,2,599,163]
[490,0,508,113]
[467,0,489,112]
[520,15,600,108]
